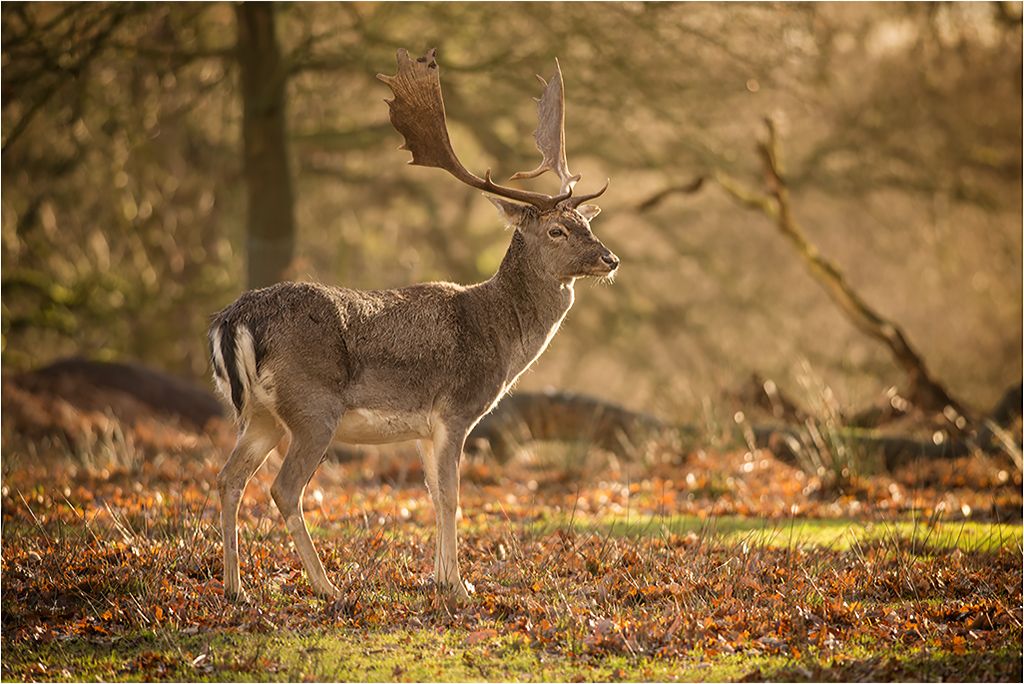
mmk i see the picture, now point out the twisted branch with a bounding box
[717,117,968,419]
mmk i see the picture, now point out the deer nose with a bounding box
[601,252,620,270]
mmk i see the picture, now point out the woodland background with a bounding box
[3,1,1021,417]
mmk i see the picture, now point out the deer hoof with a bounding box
[316,585,341,600]
[448,579,473,602]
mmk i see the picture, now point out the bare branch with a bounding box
[634,176,706,212]
[716,117,969,417]
[105,41,234,64]
[2,7,129,153]
[714,171,776,216]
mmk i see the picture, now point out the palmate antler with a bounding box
[508,61,581,195]
[377,48,607,212]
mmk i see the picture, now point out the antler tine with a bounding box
[508,60,581,195]
[377,48,569,211]
[565,178,609,209]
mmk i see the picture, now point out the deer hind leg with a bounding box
[218,409,284,602]
[271,409,342,599]
[432,422,472,601]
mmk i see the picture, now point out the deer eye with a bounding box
[548,227,566,239]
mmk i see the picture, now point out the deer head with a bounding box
[378,48,618,280]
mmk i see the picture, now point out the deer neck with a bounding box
[486,229,575,380]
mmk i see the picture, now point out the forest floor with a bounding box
[2,386,1022,682]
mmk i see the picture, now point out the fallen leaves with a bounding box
[1,413,1021,681]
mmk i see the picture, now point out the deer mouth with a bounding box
[579,262,619,278]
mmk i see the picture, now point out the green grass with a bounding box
[2,626,775,682]
[538,514,1023,553]
[8,627,1021,682]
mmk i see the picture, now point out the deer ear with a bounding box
[576,203,601,220]
[487,197,534,226]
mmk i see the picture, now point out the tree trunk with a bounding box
[235,2,295,288]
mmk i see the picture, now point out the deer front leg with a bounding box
[432,422,471,601]
[417,439,443,582]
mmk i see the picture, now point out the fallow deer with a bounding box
[210,48,617,603]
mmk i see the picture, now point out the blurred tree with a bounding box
[235,2,295,288]
[1,3,239,377]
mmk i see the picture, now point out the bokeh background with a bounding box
[3,1,1021,420]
